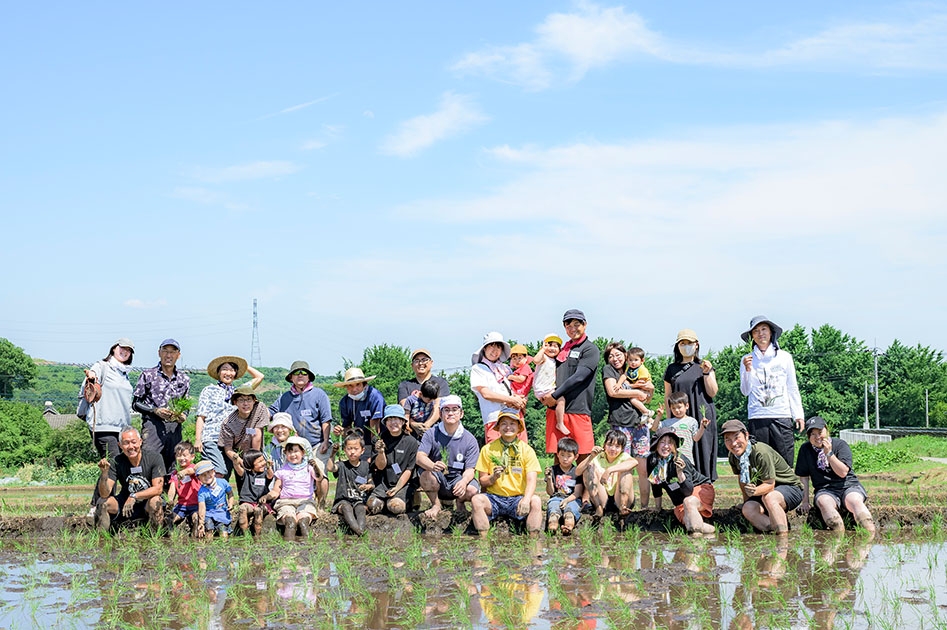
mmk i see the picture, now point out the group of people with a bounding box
[77,310,875,538]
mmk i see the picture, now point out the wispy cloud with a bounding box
[188,161,301,183]
[255,93,339,121]
[452,2,947,89]
[379,92,489,157]
[300,124,344,151]
[171,187,250,211]
[124,298,167,309]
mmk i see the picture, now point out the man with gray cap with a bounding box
[739,315,804,466]
[539,309,599,458]
[133,338,191,473]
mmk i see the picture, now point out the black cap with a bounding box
[805,416,827,433]
[562,308,586,323]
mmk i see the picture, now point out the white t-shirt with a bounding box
[469,363,511,427]
[532,357,557,398]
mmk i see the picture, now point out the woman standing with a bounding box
[196,355,263,476]
[469,332,527,442]
[662,329,718,480]
[739,315,804,467]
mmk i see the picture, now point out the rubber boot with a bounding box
[282,517,296,542]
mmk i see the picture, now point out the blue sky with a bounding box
[2,2,945,375]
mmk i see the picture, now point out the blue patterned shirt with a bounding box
[196,383,235,443]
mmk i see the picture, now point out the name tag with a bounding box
[511,467,523,475]
[392,463,402,474]
[245,428,257,435]
[301,409,313,417]
[355,475,368,484]
[668,482,680,491]
[253,478,264,486]
[450,461,465,470]
[360,410,371,418]
[180,475,191,483]
[569,350,580,359]
[130,466,142,474]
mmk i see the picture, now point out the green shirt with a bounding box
[728,441,801,489]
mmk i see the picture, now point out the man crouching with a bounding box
[94,427,165,531]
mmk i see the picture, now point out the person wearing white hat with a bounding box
[739,316,804,466]
[415,395,481,519]
[469,332,527,443]
[333,367,386,445]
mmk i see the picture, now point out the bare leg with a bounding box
[420,470,442,519]
[742,501,773,533]
[816,494,845,532]
[471,494,492,536]
[845,493,876,534]
[636,457,650,508]
[555,398,569,435]
[526,496,543,533]
[615,472,635,515]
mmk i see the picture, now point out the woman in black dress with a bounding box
[662,329,718,480]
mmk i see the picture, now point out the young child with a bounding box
[647,427,715,534]
[508,344,534,398]
[327,431,374,536]
[235,449,272,536]
[532,334,568,437]
[263,436,320,541]
[653,391,709,466]
[471,410,543,536]
[195,460,234,540]
[615,347,654,421]
[575,429,638,518]
[404,379,441,438]
[167,441,200,534]
[367,405,418,516]
[544,437,584,535]
[266,413,328,511]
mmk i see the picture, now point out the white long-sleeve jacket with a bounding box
[740,345,804,420]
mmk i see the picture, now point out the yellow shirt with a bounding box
[475,439,541,498]
[626,363,651,384]
[591,451,632,496]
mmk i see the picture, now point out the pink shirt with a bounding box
[275,464,315,500]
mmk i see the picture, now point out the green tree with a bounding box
[0,400,52,468]
[49,418,98,467]
[877,340,947,427]
[0,338,37,399]
[344,344,414,405]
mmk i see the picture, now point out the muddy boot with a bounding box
[189,513,201,539]
[297,516,311,540]
[547,511,560,534]
[561,512,575,536]
[354,504,367,536]
[366,496,384,515]
[94,500,110,532]
[282,517,297,542]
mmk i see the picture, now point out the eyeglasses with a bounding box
[291,370,309,376]
[441,407,461,415]
[412,357,431,365]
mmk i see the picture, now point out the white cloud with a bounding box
[256,94,339,120]
[452,2,947,89]
[379,92,489,157]
[301,140,327,151]
[124,298,167,309]
[188,161,301,183]
[301,124,344,151]
[171,187,250,211]
[363,110,375,119]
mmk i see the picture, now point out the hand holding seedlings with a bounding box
[743,483,757,497]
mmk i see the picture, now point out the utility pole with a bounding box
[926,389,930,428]
[864,382,869,429]
[250,299,262,367]
[873,347,880,429]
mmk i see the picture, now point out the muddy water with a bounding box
[1,528,945,629]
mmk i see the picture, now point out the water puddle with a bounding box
[1,528,946,629]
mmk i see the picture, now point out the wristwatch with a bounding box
[130,492,138,501]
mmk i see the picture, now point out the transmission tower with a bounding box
[250,299,262,367]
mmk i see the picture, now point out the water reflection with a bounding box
[3,529,946,628]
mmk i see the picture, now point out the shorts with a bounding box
[172,504,199,519]
[274,497,318,521]
[673,483,715,524]
[484,420,528,444]
[546,496,581,522]
[371,482,409,504]
[486,494,527,521]
[746,484,804,512]
[815,483,868,509]
[112,493,149,524]
[613,425,650,458]
[545,410,594,454]
[200,441,228,476]
[430,471,480,501]
[204,514,232,533]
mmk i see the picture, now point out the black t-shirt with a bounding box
[334,458,373,504]
[109,450,166,497]
[397,375,451,404]
[373,432,418,487]
[549,464,581,498]
[553,337,600,415]
[646,452,711,506]
[602,364,641,428]
[238,470,271,503]
[795,437,859,492]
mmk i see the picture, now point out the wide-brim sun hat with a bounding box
[471,331,511,365]
[650,426,681,452]
[383,404,407,421]
[333,367,377,388]
[207,355,248,381]
[496,409,526,434]
[111,337,135,352]
[283,436,309,451]
[285,360,315,383]
[741,316,784,344]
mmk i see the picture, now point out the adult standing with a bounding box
[79,337,136,519]
[469,332,527,442]
[663,329,719,480]
[195,355,264,477]
[739,316,804,466]
[269,360,334,478]
[539,309,599,458]
[133,338,191,473]
[333,367,386,444]
[397,348,451,404]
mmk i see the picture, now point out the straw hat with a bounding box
[207,355,248,381]
[333,367,377,387]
